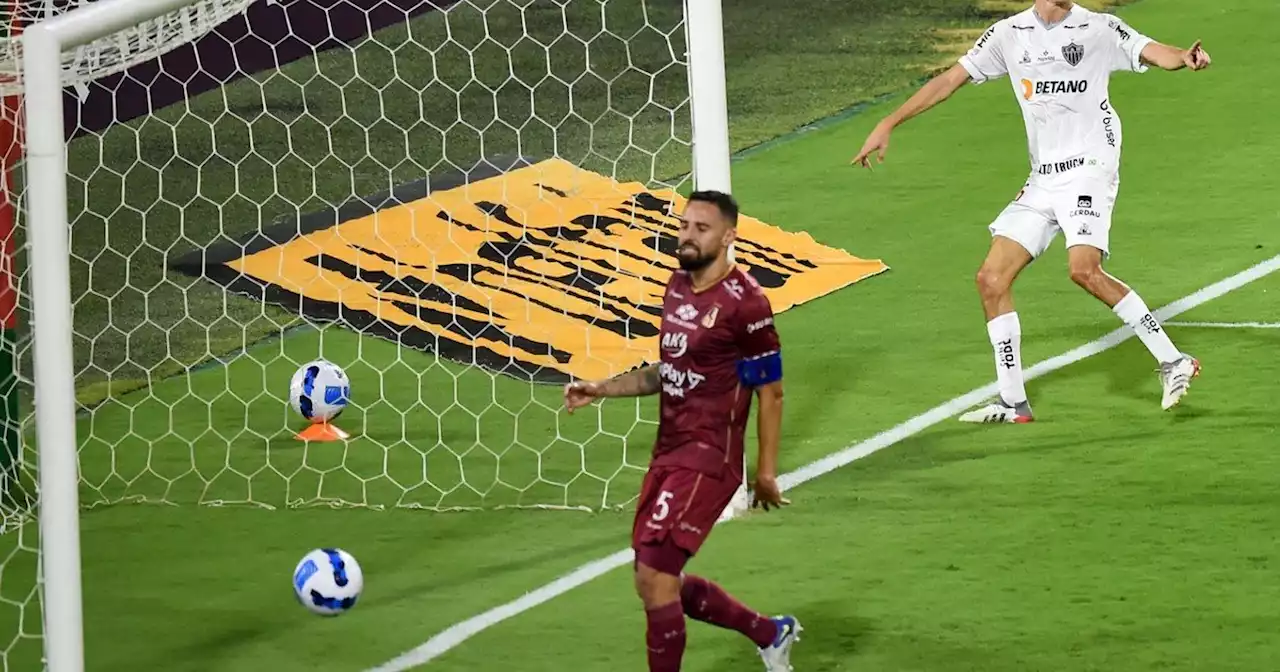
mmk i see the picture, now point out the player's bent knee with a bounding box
[975,267,1010,298]
[1068,263,1103,289]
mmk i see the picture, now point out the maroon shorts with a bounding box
[631,465,738,575]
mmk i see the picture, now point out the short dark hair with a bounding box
[686,190,739,226]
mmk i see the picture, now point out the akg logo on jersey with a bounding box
[1020,79,1088,101]
[659,362,705,398]
[660,331,688,357]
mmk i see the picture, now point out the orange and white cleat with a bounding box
[958,398,1035,424]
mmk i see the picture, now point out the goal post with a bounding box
[19,0,737,668]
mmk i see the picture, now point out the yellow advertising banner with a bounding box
[173,158,888,382]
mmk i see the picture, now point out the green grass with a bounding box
[2,0,1278,670]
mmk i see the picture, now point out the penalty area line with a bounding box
[365,254,1280,672]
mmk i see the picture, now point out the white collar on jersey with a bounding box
[1030,3,1079,31]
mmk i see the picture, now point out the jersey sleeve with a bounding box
[1106,15,1154,73]
[958,21,1008,83]
[733,291,782,387]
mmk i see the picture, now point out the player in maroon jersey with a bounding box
[563,191,801,671]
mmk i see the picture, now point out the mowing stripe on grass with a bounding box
[366,253,1280,672]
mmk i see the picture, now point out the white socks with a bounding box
[987,312,1027,406]
[1113,291,1181,364]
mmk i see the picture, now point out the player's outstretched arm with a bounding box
[562,364,661,413]
[1140,39,1211,71]
[751,380,789,511]
[851,64,971,169]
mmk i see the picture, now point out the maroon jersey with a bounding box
[650,265,781,480]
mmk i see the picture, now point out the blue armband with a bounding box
[737,351,782,387]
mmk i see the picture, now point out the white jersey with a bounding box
[958,5,1154,176]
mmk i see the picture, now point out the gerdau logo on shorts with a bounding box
[1021,79,1088,101]
[1071,194,1102,220]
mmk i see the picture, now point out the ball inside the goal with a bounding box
[293,548,364,616]
[289,359,351,424]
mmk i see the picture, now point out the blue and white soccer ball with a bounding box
[289,359,351,424]
[293,548,364,616]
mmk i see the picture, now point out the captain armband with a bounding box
[736,350,782,387]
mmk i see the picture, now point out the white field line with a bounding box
[1165,321,1280,329]
[365,254,1280,672]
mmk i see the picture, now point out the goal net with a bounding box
[43,0,708,515]
[5,0,735,664]
[0,0,891,666]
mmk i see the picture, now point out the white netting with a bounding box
[46,0,698,514]
[1,0,705,666]
[0,0,254,95]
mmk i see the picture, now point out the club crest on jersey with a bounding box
[700,305,720,329]
[1062,41,1084,67]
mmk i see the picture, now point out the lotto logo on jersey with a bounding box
[723,278,745,300]
[1021,79,1088,101]
[659,362,705,398]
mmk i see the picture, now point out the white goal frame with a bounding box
[20,0,734,669]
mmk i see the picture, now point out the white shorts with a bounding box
[989,168,1120,258]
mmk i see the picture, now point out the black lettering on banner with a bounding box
[169,157,887,384]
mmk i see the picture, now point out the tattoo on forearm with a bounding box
[601,364,661,397]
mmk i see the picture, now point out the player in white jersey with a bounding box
[852,0,1211,423]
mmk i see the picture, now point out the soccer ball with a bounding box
[289,359,350,424]
[293,548,363,616]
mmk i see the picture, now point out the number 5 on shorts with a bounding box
[652,490,675,521]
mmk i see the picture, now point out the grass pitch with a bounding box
[3,0,1277,670]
